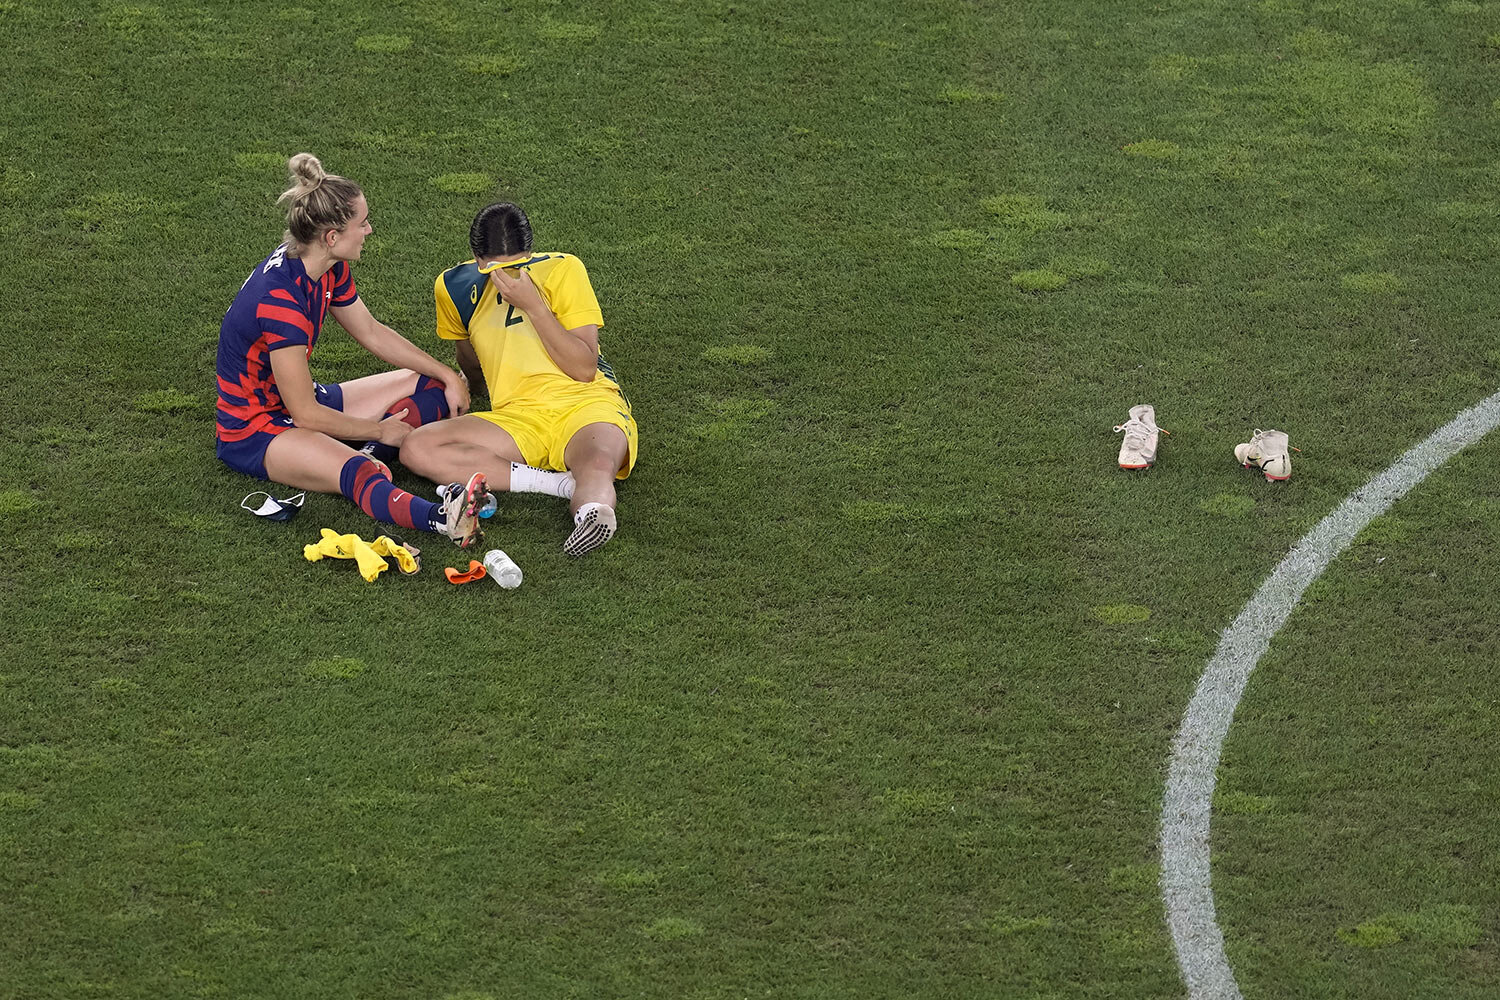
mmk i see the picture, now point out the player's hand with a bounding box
[487,266,546,314]
[376,409,413,446]
[442,372,470,417]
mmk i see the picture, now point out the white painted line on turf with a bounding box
[1160,389,1500,1000]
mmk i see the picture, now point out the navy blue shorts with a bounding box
[215,382,344,480]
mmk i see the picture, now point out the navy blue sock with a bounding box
[338,455,443,531]
[363,376,451,463]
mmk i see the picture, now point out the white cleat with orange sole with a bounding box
[1235,428,1294,481]
[437,472,489,549]
[1115,404,1166,469]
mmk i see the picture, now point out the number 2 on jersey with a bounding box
[500,299,525,327]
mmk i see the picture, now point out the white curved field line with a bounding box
[1160,389,1500,1000]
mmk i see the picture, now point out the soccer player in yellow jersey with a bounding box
[400,203,637,556]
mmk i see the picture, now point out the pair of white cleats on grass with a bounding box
[434,473,616,556]
[1114,405,1294,481]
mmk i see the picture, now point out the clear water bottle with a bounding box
[482,548,522,589]
[478,492,498,519]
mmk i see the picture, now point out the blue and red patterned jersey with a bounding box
[215,244,358,441]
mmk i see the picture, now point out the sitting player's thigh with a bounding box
[335,369,424,421]
[556,399,637,478]
[408,413,529,464]
[263,428,365,494]
[562,421,630,474]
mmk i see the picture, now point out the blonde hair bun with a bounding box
[279,153,327,204]
[275,154,363,250]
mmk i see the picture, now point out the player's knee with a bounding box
[567,424,628,473]
[571,444,623,475]
[398,422,442,468]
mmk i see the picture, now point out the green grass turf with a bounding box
[1,0,1498,996]
[1216,434,1500,1000]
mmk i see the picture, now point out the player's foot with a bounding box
[1235,428,1292,481]
[564,502,616,557]
[436,482,498,518]
[1114,404,1164,469]
[437,473,488,549]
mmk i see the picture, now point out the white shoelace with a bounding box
[1247,429,1298,465]
[1114,417,1156,450]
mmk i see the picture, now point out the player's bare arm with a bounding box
[268,347,411,445]
[454,340,488,399]
[487,267,599,382]
[331,297,471,415]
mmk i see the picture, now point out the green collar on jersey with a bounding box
[476,254,553,273]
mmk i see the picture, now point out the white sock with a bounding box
[509,462,575,500]
[574,501,607,526]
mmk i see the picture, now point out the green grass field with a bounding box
[3,0,1499,997]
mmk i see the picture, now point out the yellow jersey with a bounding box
[433,252,623,403]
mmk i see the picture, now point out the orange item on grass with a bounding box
[444,560,487,585]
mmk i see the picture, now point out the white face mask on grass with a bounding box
[240,491,306,522]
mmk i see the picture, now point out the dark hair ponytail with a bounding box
[469,202,533,259]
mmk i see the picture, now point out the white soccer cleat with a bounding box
[436,472,488,549]
[564,502,616,557]
[1114,404,1164,469]
[1236,429,1292,481]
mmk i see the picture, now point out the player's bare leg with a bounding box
[400,417,574,498]
[263,429,362,493]
[264,428,475,544]
[336,369,425,419]
[561,422,629,556]
[401,417,523,486]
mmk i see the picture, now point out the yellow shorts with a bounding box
[472,387,637,479]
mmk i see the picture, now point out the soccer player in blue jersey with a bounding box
[215,154,488,547]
